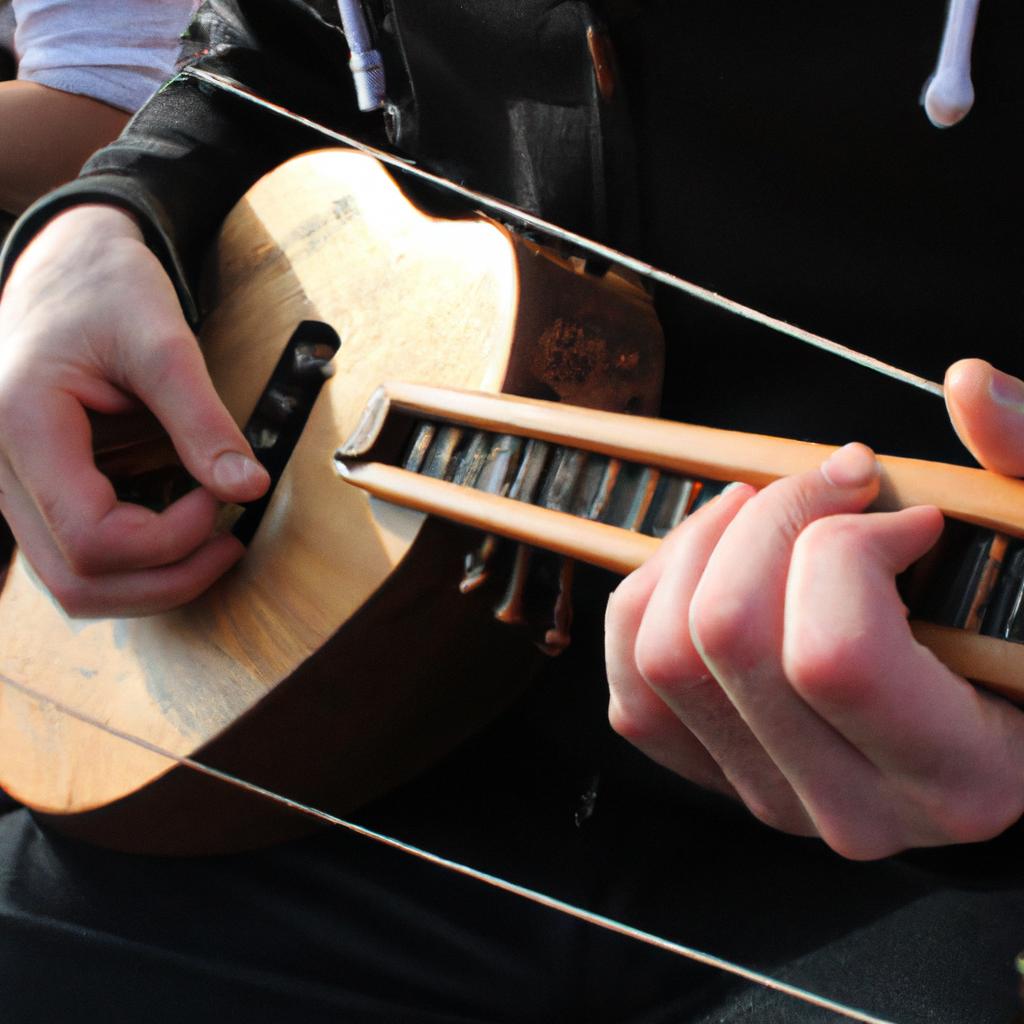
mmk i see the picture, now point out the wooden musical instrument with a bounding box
[2,149,1023,856]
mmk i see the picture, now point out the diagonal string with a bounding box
[0,668,895,1024]
[182,66,944,400]
[159,65,931,1020]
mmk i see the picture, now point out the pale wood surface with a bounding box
[359,382,1024,537]
[336,460,663,574]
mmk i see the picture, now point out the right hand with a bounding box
[603,364,1024,859]
[0,204,269,617]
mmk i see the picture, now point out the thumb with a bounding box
[945,358,1024,476]
[119,308,270,504]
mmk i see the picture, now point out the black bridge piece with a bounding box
[233,320,340,545]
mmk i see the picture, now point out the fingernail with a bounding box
[988,367,1024,410]
[213,451,268,493]
[695,480,747,512]
[820,442,878,488]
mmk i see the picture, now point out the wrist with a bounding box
[31,203,144,249]
[5,204,145,290]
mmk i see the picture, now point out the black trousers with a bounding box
[2,651,1023,1024]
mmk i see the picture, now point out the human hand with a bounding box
[605,411,1024,859]
[945,358,1024,476]
[0,204,269,617]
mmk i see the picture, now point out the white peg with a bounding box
[923,0,981,127]
[337,0,386,112]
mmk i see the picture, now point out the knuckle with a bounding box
[813,781,1024,861]
[915,784,1023,847]
[127,329,193,387]
[606,698,639,742]
[633,630,691,692]
[47,576,94,619]
[756,480,816,542]
[608,694,671,749]
[818,827,898,862]
[63,548,103,578]
[785,631,872,708]
[741,789,814,837]
[805,802,903,861]
[55,527,107,577]
[810,795,905,859]
[606,574,648,632]
[688,587,751,663]
[778,496,815,543]
[794,514,861,564]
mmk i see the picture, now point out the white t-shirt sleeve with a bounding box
[12,0,200,112]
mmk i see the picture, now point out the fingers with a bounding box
[690,458,1024,856]
[120,333,270,504]
[0,439,244,617]
[785,505,1024,851]
[679,444,882,836]
[944,358,1024,474]
[608,418,1024,859]
[1,391,223,574]
[627,484,802,815]
[608,454,884,835]
[20,514,243,618]
[102,253,269,505]
[606,486,752,797]
[0,371,248,608]
[688,444,880,723]
[0,212,267,615]
[784,506,947,746]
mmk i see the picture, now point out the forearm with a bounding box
[0,81,129,214]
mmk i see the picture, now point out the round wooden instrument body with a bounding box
[0,150,663,853]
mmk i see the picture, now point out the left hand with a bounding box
[605,365,1024,860]
[0,206,269,618]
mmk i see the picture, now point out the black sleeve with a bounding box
[0,0,381,323]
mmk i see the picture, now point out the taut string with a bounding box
[182,66,945,401]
